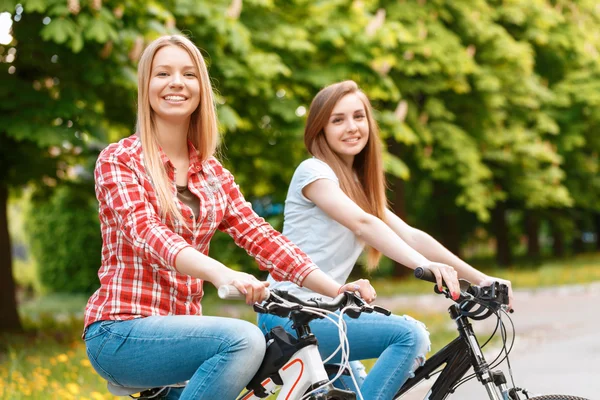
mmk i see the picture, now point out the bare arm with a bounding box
[384,209,486,283]
[176,247,269,305]
[385,209,514,307]
[303,179,461,296]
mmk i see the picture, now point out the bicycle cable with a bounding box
[495,308,518,390]
[449,300,515,393]
[297,307,345,400]
[297,305,366,400]
[486,308,516,371]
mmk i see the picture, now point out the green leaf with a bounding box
[383,153,410,180]
[40,18,77,44]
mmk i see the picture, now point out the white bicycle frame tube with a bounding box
[238,344,329,400]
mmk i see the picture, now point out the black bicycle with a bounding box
[393,267,589,400]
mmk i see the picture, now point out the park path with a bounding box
[375,282,600,399]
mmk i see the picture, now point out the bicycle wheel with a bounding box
[528,396,589,400]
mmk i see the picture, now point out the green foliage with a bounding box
[25,184,101,294]
[3,0,600,285]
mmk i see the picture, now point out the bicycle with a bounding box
[106,269,589,400]
[106,286,390,400]
[222,285,391,400]
[393,267,589,400]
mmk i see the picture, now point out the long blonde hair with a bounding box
[136,35,219,223]
[304,80,387,270]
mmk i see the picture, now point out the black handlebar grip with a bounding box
[414,267,437,283]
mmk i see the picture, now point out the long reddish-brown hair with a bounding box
[304,80,387,270]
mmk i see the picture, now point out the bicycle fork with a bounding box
[452,305,510,400]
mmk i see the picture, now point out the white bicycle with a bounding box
[106,286,389,400]
[221,285,390,400]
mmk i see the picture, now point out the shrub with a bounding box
[26,184,101,294]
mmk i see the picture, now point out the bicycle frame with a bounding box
[237,297,359,400]
[395,303,506,400]
[239,343,347,400]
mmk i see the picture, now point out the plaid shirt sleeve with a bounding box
[216,164,318,286]
[94,148,191,270]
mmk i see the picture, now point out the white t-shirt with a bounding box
[267,158,364,300]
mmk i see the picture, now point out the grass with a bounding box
[2,253,600,399]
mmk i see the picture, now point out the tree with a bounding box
[0,0,149,332]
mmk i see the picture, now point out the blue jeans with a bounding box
[84,316,266,400]
[257,311,430,400]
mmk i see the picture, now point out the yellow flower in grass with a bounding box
[32,369,48,388]
[66,382,80,395]
[57,354,69,363]
[90,391,105,400]
[11,370,25,384]
[57,388,75,399]
[80,358,92,368]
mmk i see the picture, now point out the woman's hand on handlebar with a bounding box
[421,262,460,300]
[478,275,514,310]
[338,278,377,303]
[214,271,270,305]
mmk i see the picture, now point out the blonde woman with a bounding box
[83,37,372,400]
[259,80,513,399]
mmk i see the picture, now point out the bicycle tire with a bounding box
[527,396,589,400]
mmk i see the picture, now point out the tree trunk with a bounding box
[524,212,540,261]
[551,219,565,258]
[432,183,461,257]
[440,212,461,257]
[0,185,23,333]
[388,175,410,278]
[385,136,411,278]
[595,213,600,251]
[571,216,585,254]
[492,203,512,267]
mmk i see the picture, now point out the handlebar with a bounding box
[218,285,391,318]
[414,267,511,316]
[218,284,272,301]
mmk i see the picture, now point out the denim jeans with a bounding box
[84,315,266,400]
[257,311,430,400]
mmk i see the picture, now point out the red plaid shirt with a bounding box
[84,135,318,330]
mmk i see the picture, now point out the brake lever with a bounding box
[345,291,367,306]
[360,305,374,314]
[256,301,302,318]
[345,307,362,319]
[373,305,391,316]
[253,303,267,314]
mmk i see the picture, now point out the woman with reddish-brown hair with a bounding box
[260,80,513,399]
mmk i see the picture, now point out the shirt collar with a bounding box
[156,139,204,173]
